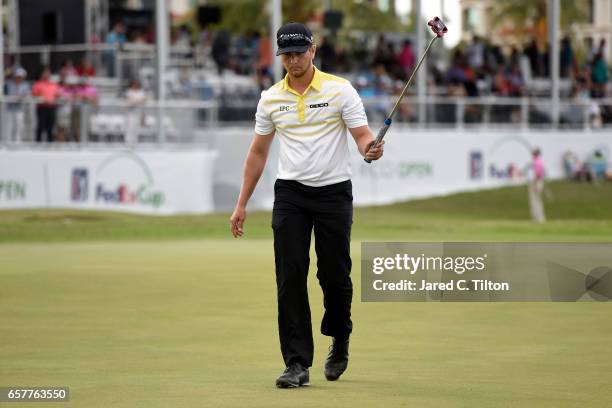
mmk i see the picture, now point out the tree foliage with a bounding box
[490,0,589,33]
[197,0,408,35]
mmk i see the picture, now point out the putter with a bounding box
[364,16,448,163]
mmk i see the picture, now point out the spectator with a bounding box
[560,36,575,78]
[77,76,99,104]
[561,84,588,126]
[588,149,608,182]
[509,46,521,68]
[104,22,127,77]
[524,38,544,77]
[174,24,192,48]
[212,30,231,75]
[235,30,258,75]
[195,26,215,69]
[354,75,376,98]
[590,39,609,98]
[529,148,546,223]
[124,79,150,144]
[485,44,505,75]
[56,75,80,142]
[506,63,525,96]
[31,67,60,142]
[318,36,337,73]
[436,79,467,124]
[72,76,99,142]
[446,51,468,84]
[76,57,96,77]
[397,39,415,80]
[493,67,511,96]
[466,35,485,74]
[373,35,395,71]
[59,59,78,78]
[335,46,351,72]
[563,151,585,180]
[372,64,393,95]
[447,50,478,97]
[256,30,273,91]
[3,67,30,142]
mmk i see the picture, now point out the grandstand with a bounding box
[0,0,610,215]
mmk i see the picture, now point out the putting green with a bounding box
[1,239,611,407]
[1,182,611,407]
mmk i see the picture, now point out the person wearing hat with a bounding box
[3,67,30,143]
[230,22,384,388]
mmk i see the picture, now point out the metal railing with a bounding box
[0,97,219,146]
[362,95,612,130]
[1,95,611,146]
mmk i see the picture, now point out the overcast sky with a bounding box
[396,0,461,47]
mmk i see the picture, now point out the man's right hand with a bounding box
[230,205,246,238]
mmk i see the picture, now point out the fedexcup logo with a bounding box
[70,152,165,208]
[94,152,165,208]
[488,135,532,182]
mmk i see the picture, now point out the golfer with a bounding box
[230,22,384,388]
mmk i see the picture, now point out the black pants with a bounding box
[36,106,56,143]
[272,178,353,368]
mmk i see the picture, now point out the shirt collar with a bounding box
[282,66,322,94]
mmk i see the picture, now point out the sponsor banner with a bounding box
[0,150,217,214]
[362,242,612,302]
[210,127,612,209]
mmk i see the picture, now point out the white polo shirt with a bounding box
[254,66,368,187]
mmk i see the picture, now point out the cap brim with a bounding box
[276,45,310,56]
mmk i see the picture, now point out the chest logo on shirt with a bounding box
[279,105,291,112]
[309,102,329,109]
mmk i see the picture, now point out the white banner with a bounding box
[351,128,612,205]
[210,127,612,209]
[1,128,609,214]
[0,149,218,214]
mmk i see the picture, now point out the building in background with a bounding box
[460,0,612,57]
[571,0,612,58]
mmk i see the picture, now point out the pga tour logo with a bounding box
[71,168,89,202]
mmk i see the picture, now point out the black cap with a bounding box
[276,22,314,56]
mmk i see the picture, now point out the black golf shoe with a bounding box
[324,337,349,381]
[275,363,310,388]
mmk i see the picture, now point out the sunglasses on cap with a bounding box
[277,33,314,48]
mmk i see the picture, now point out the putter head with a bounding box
[428,16,448,38]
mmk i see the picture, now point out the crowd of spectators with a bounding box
[340,34,609,124]
[3,24,611,141]
[3,61,99,142]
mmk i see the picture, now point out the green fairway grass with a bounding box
[1,181,611,407]
[1,181,612,242]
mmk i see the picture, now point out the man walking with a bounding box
[230,22,384,388]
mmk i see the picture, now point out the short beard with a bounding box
[290,64,311,79]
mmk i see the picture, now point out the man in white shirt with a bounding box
[230,22,384,388]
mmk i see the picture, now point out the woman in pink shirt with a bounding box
[73,77,99,142]
[397,39,415,79]
[529,148,546,223]
[31,67,60,142]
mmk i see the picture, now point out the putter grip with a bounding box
[364,120,391,163]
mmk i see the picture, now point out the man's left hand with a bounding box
[365,140,385,161]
